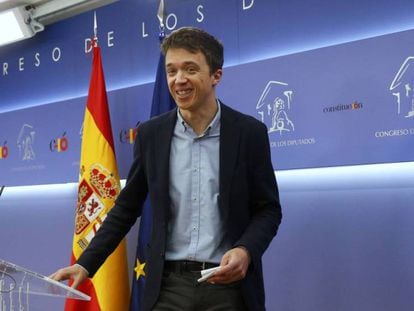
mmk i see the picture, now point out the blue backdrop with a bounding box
[2,24,414,185]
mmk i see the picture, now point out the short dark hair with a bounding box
[161,27,224,74]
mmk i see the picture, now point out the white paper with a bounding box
[197,266,220,283]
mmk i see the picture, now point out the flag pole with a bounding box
[157,0,165,40]
[93,11,98,47]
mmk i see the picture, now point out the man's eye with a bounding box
[187,68,197,73]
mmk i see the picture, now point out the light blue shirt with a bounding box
[165,102,230,263]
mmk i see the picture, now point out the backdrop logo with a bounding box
[119,122,140,144]
[0,141,8,159]
[323,101,363,113]
[50,132,69,152]
[17,124,36,161]
[256,81,295,135]
[390,56,414,118]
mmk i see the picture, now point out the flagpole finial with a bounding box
[157,0,165,41]
[93,11,98,47]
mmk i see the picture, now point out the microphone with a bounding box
[0,185,4,197]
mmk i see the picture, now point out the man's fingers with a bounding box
[49,268,69,282]
[212,264,231,276]
[71,276,83,289]
[208,247,250,284]
[208,264,239,283]
[208,268,239,284]
[48,265,88,289]
[48,272,57,280]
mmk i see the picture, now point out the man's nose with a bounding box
[175,70,187,83]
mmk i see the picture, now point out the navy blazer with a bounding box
[78,103,282,311]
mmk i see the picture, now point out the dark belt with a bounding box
[164,260,218,273]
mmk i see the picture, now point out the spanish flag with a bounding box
[65,41,129,311]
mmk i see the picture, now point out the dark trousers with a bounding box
[152,270,248,311]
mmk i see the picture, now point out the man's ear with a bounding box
[212,69,223,86]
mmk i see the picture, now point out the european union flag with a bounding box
[130,37,175,311]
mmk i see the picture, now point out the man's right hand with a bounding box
[49,264,88,289]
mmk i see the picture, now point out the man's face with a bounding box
[165,48,222,113]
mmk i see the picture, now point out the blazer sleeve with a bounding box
[77,124,149,276]
[234,121,282,269]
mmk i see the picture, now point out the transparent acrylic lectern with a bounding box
[0,259,90,311]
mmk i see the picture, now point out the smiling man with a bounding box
[51,27,282,311]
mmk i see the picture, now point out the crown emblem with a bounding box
[89,164,120,200]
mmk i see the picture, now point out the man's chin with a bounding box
[176,101,194,111]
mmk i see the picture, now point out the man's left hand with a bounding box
[207,247,250,284]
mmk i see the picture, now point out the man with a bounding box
[51,27,282,310]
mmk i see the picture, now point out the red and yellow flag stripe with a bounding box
[66,45,129,311]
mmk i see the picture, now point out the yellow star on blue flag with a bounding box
[134,259,146,280]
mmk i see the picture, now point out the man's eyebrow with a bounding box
[166,61,199,67]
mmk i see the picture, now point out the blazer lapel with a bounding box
[219,103,241,196]
[153,109,177,206]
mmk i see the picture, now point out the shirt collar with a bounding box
[176,100,221,136]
